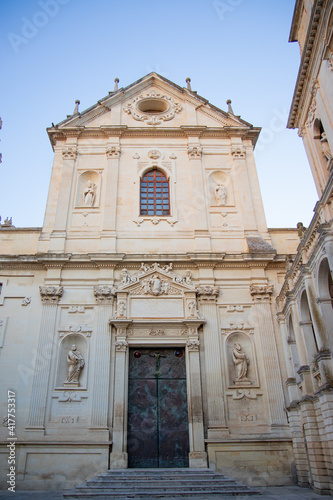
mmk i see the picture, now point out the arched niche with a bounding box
[225,332,258,388]
[75,170,100,208]
[56,334,88,389]
[208,171,234,207]
[317,257,333,341]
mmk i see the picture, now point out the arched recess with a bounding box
[299,289,319,362]
[287,314,302,384]
[75,170,100,208]
[56,334,88,389]
[208,171,234,207]
[225,332,259,388]
[317,257,333,345]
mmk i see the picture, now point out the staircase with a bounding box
[63,468,261,498]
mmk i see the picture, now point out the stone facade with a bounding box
[0,73,300,490]
[277,0,333,495]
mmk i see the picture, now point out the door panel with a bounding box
[128,348,189,468]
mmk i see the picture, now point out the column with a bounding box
[50,146,77,252]
[26,286,63,429]
[109,320,131,469]
[287,406,310,487]
[197,285,228,438]
[185,321,208,468]
[250,284,287,428]
[303,272,328,350]
[277,313,299,403]
[90,286,115,432]
[101,144,121,252]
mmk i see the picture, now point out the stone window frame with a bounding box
[140,168,170,217]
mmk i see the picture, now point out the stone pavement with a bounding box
[0,485,329,499]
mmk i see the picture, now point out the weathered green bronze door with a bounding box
[127,347,189,468]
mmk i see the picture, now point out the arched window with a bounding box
[140,169,170,216]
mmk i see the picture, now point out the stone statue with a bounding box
[83,180,97,207]
[320,132,332,163]
[214,183,227,206]
[297,222,307,240]
[188,301,197,317]
[151,275,162,295]
[66,345,85,384]
[184,270,192,284]
[117,301,126,317]
[232,343,250,381]
[121,268,131,284]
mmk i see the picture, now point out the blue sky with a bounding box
[0,0,318,228]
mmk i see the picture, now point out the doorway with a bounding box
[127,347,189,468]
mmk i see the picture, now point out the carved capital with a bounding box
[106,146,121,159]
[62,147,77,160]
[94,285,116,304]
[250,284,274,302]
[39,286,63,304]
[115,340,128,351]
[187,146,202,158]
[186,340,200,351]
[197,285,219,301]
[231,146,246,159]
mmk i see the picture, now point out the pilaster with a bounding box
[250,284,287,429]
[101,144,121,252]
[26,286,63,431]
[197,286,228,438]
[90,286,115,433]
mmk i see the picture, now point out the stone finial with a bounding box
[226,99,234,114]
[186,77,192,90]
[114,78,119,91]
[73,100,80,115]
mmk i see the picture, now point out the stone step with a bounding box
[63,468,261,498]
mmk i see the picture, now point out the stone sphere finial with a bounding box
[114,78,119,91]
[186,77,192,90]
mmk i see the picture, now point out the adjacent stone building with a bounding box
[277,0,333,495]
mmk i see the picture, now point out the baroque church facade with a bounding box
[0,2,332,492]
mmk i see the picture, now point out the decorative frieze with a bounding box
[106,146,121,159]
[39,286,63,304]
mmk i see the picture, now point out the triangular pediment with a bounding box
[49,73,255,135]
[117,263,196,296]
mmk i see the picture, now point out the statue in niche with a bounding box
[117,301,126,317]
[214,183,227,206]
[188,301,197,317]
[83,180,97,207]
[151,275,162,295]
[65,345,85,384]
[232,343,250,382]
[320,132,333,163]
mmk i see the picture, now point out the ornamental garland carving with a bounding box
[94,285,116,304]
[62,147,77,160]
[187,146,203,158]
[197,285,219,301]
[250,284,274,302]
[106,146,121,159]
[231,146,246,159]
[123,90,182,126]
[39,286,63,304]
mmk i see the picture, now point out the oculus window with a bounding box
[140,170,170,216]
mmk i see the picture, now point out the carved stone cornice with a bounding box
[106,146,121,159]
[196,285,219,301]
[62,147,77,160]
[231,145,246,159]
[39,286,63,304]
[94,285,116,304]
[250,284,274,303]
[187,146,203,158]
